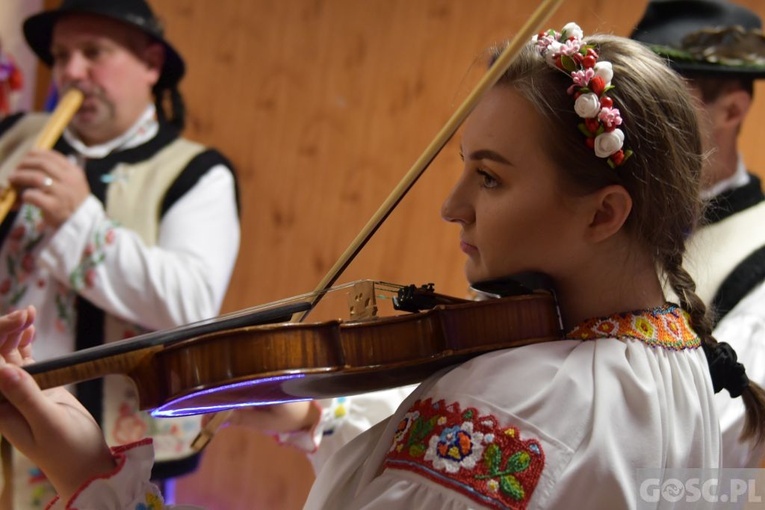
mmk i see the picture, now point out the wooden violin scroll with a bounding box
[0,88,84,223]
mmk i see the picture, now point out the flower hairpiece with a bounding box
[533,23,633,168]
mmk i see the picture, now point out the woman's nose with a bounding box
[441,173,473,225]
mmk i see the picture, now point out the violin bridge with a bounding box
[348,280,379,320]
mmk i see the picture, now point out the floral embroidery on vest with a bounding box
[385,398,545,509]
[564,303,699,350]
[69,221,118,291]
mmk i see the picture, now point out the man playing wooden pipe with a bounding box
[0,0,240,506]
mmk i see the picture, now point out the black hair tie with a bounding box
[704,342,749,398]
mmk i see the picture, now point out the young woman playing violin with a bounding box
[0,24,763,510]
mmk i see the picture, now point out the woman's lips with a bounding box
[460,241,477,254]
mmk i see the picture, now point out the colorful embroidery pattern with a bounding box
[27,466,55,509]
[564,303,699,350]
[323,396,349,437]
[385,398,544,509]
[135,492,164,510]
[69,221,118,291]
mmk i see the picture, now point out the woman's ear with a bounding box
[584,184,632,243]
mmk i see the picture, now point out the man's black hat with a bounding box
[22,0,185,88]
[631,0,765,78]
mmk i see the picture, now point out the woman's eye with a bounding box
[477,170,499,189]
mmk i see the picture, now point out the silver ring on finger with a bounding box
[42,176,53,190]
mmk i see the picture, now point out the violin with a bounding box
[24,278,562,417]
[20,0,565,447]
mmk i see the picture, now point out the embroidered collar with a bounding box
[564,303,700,350]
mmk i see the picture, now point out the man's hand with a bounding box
[9,149,91,228]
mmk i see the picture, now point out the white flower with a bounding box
[562,22,583,40]
[594,61,613,84]
[574,92,601,118]
[424,421,486,474]
[594,128,625,157]
[544,41,563,66]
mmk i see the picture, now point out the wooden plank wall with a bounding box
[32,0,765,508]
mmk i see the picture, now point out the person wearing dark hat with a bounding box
[632,0,765,469]
[0,0,240,506]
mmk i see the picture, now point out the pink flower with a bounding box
[84,268,96,288]
[21,254,35,273]
[571,68,594,87]
[560,39,582,56]
[9,225,25,241]
[598,106,623,129]
[534,33,557,51]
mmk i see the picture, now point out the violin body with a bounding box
[26,289,561,417]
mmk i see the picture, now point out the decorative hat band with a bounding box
[653,26,765,69]
[533,23,633,168]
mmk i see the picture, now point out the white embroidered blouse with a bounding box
[43,304,721,510]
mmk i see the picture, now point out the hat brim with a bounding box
[23,9,185,88]
[669,60,765,79]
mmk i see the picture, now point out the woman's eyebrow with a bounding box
[465,149,512,165]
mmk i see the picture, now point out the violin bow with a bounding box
[192,0,564,451]
[295,0,565,321]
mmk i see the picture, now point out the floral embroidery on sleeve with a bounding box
[385,398,545,509]
[69,221,118,291]
[0,205,47,307]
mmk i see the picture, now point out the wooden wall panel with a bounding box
[146,0,765,508]
[153,1,660,508]
[24,0,765,508]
